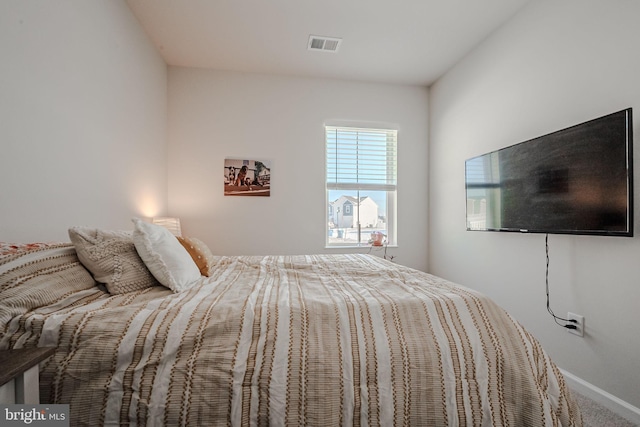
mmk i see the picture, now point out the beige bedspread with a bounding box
[0,245,582,426]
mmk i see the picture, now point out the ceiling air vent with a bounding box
[308,35,342,53]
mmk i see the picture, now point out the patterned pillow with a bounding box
[0,242,62,256]
[0,244,97,334]
[68,227,158,294]
[177,236,216,276]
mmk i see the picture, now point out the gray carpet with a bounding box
[573,391,638,427]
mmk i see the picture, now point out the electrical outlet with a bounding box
[567,312,584,337]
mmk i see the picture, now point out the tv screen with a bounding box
[465,108,633,236]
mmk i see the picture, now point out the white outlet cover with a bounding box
[567,312,584,337]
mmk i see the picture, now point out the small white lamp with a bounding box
[152,217,182,237]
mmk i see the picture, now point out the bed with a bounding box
[0,223,582,426]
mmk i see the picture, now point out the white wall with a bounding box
[429,0,640,408]
[167,68,429,271]
[0,0,167,241]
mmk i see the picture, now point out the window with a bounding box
[343,201,352,215]
[326,126,397,247]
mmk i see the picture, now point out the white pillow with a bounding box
[131,218,201,292]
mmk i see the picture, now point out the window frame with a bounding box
[325,125,397,248]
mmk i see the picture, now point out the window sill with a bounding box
[324,245,398,250]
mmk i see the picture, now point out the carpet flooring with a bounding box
[573,391,638,427]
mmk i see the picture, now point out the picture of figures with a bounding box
[224,158,271,196]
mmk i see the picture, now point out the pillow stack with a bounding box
[68,219,216,294]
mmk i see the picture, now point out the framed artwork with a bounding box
[224,158,271,196]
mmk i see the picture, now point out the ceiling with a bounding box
[126,0,529,87]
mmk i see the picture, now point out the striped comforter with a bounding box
[0,245,582,426]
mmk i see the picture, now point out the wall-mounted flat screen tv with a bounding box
[465,108,633,236]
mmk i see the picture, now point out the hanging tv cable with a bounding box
[545,234,578,330]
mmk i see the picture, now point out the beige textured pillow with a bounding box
[177,236,216,276]
[68,226,157,294]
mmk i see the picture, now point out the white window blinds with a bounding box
[326,126,397,191]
